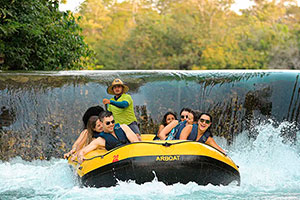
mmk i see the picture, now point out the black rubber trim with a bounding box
[83,140,227,162]
[81,154,241,187]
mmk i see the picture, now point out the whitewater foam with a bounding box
[0,121,300,199]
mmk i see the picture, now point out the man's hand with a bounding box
[103,99,110,105]
[63,147,76,159]
[63,152,71,159]
[137,134,142,141]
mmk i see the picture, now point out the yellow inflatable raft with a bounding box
[68,134,240,187]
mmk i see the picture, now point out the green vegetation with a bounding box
[1,0,300,70]
[76,0,300,70]
[0,0,93,70]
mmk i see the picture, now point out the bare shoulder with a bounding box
[181,124,193,134]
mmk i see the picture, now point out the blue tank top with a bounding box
[166,121,187,140]
[174,121,188,139]
[188,124,212,143]
[99,123,130,150]
[93,131,102,138]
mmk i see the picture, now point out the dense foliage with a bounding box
[76,0,300,70]
[1,0,300,70]
[0,0,93,70]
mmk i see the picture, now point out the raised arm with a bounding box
[77,137,106,163]
[179,125,193,140]
[103,98,130,108]
[157,124,165,135]
[158,120,179,140]
[120,124,139,142]
[206,137,226,155]
[110,100,129,108]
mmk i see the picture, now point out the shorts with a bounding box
[128,121,140,134]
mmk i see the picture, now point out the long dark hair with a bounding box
[161,111,177,126]
[189,110,197,123]
[179,107,192,116]
[86,116,99,145]
[82,106,104,129]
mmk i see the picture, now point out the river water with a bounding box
[0,120,299,200]
[0,70,300,199]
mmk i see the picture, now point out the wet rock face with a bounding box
[244,86,272,116]
[0,71,299,161]
[0,106,16,129]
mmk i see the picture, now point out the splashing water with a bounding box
[0,121,300,200]
[228,120,300,198]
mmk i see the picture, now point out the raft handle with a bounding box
[162,142,172,147]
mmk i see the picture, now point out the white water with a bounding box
[1,121,300,200]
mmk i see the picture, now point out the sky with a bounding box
[59,0,85,12]
[59,0,256,14]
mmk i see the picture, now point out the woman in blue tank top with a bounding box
[158,108,195,140]
[180,113,226,155]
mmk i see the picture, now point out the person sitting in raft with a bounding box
[158,108,195,140]
[179,108,192,122]
[65,115,104,160]
[77,111,139,163]
[102,78,141,141]
[158,111,177,135]
[63,106,104,159]
[153,111,177,140]
[179,113,226,155]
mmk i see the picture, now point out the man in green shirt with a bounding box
[102,78,141,140]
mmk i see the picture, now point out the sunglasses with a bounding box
[105,120,115,126]
[199,118,211,124]
[113,85,123,89]
[180,115,188,119]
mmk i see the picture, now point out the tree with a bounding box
[74,0,300,70]
[0,0,93,70]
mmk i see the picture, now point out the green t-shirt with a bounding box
[108,94,137,125]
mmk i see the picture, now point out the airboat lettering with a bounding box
[156,155,180,161]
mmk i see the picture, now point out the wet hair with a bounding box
[179,107,192,116]
[86,116,99,145]
[82,106,104,129]
[189,110,197,122]
[99,111,113,122]
[193,110,201,122]
[161,111,177,126]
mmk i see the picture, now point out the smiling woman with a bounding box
[179,113,227,154]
